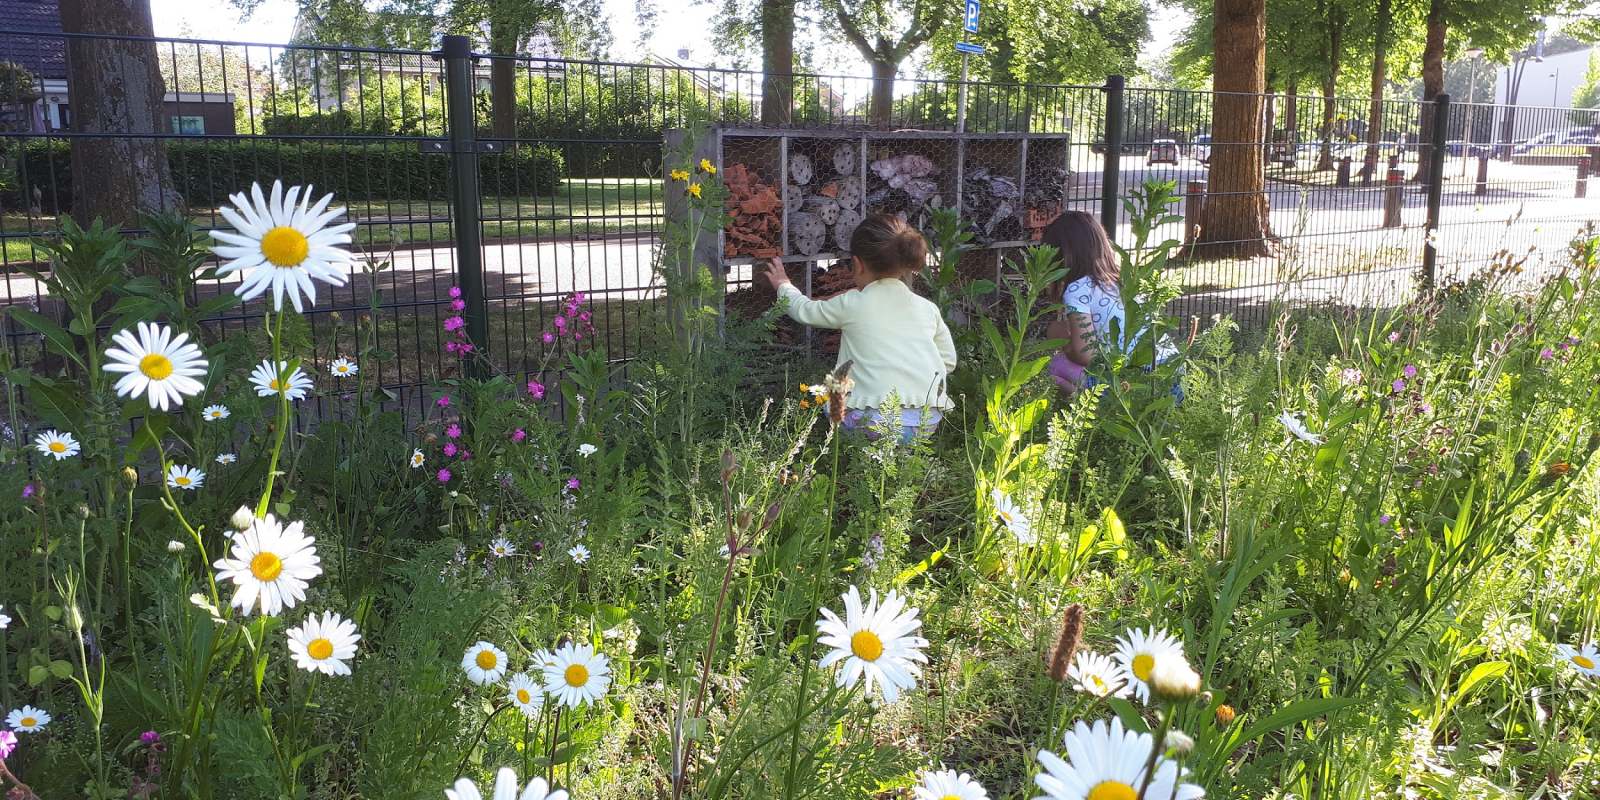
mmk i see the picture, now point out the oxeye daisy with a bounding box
[1113,627,1186,703]
[577,443,598,458]
[490,538,516,558]
[103,321,208,411]
[33,430,80,460]
[1277,411,1324,445]
[1033,717,1203,800]
[202,405,231,421]
[287,610,360,676]
[1067,650,1131,699]
[462,641,509,685]
[1558,643,1600,678]
[328,358,358,377]
[542,642,611,708]
[446,767,569,800]
[992,488,1033,544]
[913,769,989,800]
[505,672,545,719]
[568,544,590,563]
[816,585,928,703]
[210,180,355,312]
[212,514,322,617]
[410,449,425,468]
[0,604,9,628]
[250,360,313,400]
[166,464,206,491]
[215,453,238,465]
[5,706,49,733]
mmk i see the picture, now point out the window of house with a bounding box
[171,115,205,134]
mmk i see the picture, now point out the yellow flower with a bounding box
[699,159,717,174]
[800,399,810,409]
[686,183,702,197]
[799,384,810,393]
[670,169,689,182]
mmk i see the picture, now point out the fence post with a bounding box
[1421,93,1450,290]
[441,34,489,377]
[1578,156,1590,198]
[1383,165,1404,229]
[1184,180,1206,252]
[1336,156,1351,187]
[1475,155,1489,196]
[1101,75,1125,243]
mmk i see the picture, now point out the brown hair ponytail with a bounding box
[849,214,928,276]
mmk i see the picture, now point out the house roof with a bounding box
[0,0,66,81]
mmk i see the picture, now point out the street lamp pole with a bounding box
[1464,46,1482,176]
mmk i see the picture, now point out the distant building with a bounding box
[0,0,236,134]
[1494,46,1593,141]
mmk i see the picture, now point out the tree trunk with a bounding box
[760,0,795,124]
[869,53,897,126]
[1316,0,1341,172]
[489,16,518,141]
[1413,0,1447,182]
[1360,0,1391,179]
[1195,0,1273,258]
[59,0,175,228]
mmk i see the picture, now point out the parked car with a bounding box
[1148,139,1179,165]
[1511,131,1599,155]
[1191,134,1211,163]
[1090,140,1140,155]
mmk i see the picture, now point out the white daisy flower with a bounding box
[992,488,1034,544]
[103,321,208,411]
[210,180,355,313]
[410,449,425,469]
[505,672,545,719]
[0,604,9,628]
[490,537,516,558]
[446,767,569,800]
[250,360,313,401]
[542,642,611,708]
[531,647,558,670]
[1067,650,1132,699]
[6,705,49,733]
[212,514,322,617]
[328,358,358,377]
[203,404,231,421]
[577,443,598,458]
[216,453,238,465]
[807,384,829,399]
[462,641,510,685]
[816,585,928,704]
[1558,643,1600,678]
[1113,627,1186,703]
[287,610,360,676]
[166,464,206,491]
[914,769,989,800]
[33,430,80,460]
[1277,411,1324,445]
[568,544,590,563]
[1033,717,1204,800]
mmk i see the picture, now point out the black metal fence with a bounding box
[1,31,1595,404]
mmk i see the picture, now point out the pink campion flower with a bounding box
[542,332,555,344]
[579,311,593,323]
[527,381,546,398]
[446,424,462,439]
[1379,514,1392,524]
[1337,367,1363,386]
[438,396,451,408]
[451,298,466,311]
[445,341,461,354]
[141,731,160,746]
[0,729,15,759]
[566,478,580,489]
[1403,364,1416,378]
[21,485,34,499]
[448,287,462,298]
[574,333,583,341]
[573,292,586,304]
[460,451,472,459]
[437,468,452,482]
[1392,379,1406,392]
[444,316,465,332]
[511,428,526,442]
[1388,331,1401,343]
[1419,402,1433,414]
[443,443,458,457]
[1541,348,1556,360]
[456,343,474,354]
[554,316,567,328]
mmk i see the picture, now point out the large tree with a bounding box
[59,0,176,227]
[923,0,1147,86]
[1195,0,1273,258]
[827,0,950,125]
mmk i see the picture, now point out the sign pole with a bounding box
[956,0,979,133]
[957,49,969,133]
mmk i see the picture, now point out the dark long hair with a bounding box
[850,214,927,276]
[1038,211,1120,299]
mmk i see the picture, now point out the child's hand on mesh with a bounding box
[761,258,791,290]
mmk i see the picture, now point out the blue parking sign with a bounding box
[964,0,980,33]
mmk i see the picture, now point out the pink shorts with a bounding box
[1048,353,1087,389]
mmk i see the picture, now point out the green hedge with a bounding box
[7,138,565,213]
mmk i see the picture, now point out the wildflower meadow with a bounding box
[3,165,1600,800]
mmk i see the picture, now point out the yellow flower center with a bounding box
[999,510,1014,524]
[49,442,66,453]
[1090,675,1107,693]
[1133,654,1155,681]
[261,226,310,267]
[566,664,589,687]
[516,689,532,704]
[19,717,35,728]
[270,379,282,391]
[1575,655,1596,669]
[176,477,191,486]
[139,353,174,380]
[307,638,334,660]
[850,631,884,662]
[250,552,284,581]
[476,650,499,670]
[940,796,964,800]
[1087,782,1138,800]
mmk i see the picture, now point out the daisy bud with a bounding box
[1148,653,1203,701]
[167,540,186,553]
[120,467,139,489]
[1164,729,1195,756]
[77,505,91,520]
[230,506,255,532]
[1047,603,1085,682]
[1214,704,1236,726]
[330,311,342,325]
[1514,448,1531,473]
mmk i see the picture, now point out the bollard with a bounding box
[1336,156,1352,187]
[1579,156,1591,198]
[1361,153,1376,186]
[1387,154,1400,170]
[1475,155,1489,197]
[1184,180,1207,250]
[1383,166,1404,228]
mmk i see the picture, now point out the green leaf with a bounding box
[893,545,946,587]
[1232,696,1360,747]
[27,665,47,686]
[1448,661,1509,711]
[6,308,85,369]
[128,416,171,459]
[48,659,74,679]
[194,294,243,321]
[1106,697,1150,733]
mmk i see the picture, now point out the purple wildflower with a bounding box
[444,316,465,332]
[21,485,34,499]
[1392,379,1406,393]
[1388,331,1401,343]
[451,298,467,312]
[566,478,580,489]
[437,396,451,408]
[437,468,452,483]
[460,450,472,460]
[542,332,555,344]
[448,286,462,298]
[1541,348,1555,360]
[0,730,14,759]
[554,316,567,329]
[528,381,546,398]
[512,428,526,442]
[1403,364,1416,378]
[1379,515,1392,524]
[1419,402,1433,414]
[443,443,458,457]
[446,424,462,439]
[141,731,161,746]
